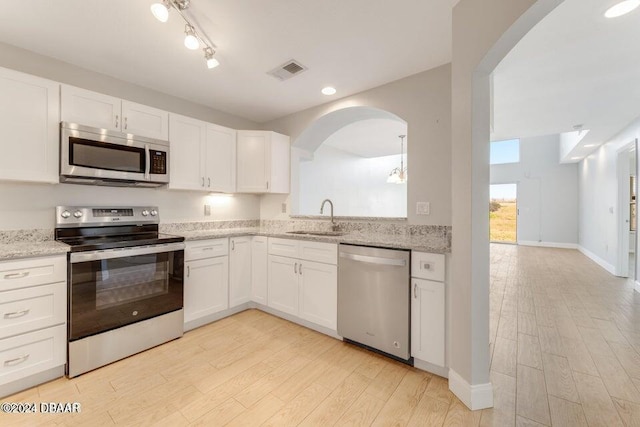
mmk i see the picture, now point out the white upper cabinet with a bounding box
[169,115,237,193]
[205,123,236,193]
[169,114,206,191]
[236,131,290,193]
[61,85,169,140]
[0,67,59,184]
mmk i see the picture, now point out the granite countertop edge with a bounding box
[0,241,70,262]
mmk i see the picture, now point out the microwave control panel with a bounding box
[150,151,167,174]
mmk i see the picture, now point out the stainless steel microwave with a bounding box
[60,122,169,187]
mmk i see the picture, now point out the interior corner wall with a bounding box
[578,116,640,271]
[259,64,452,225]
[0,41,261,229]
[491,134,578,246]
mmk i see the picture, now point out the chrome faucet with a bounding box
[320,199,336,230]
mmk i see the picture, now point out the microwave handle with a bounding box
[144,144,150,180]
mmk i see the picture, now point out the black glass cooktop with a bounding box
[55,224,184,252]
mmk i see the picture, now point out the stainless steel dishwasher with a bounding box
[337,244,411,361]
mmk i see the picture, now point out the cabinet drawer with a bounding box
[0,256,66,291]
[185,239,229,261]
[268,238,299,258]
[411,252,445,282]
[0,324,66,386]
[298,241,337,265]
[0,282,66,339]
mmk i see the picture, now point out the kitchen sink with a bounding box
[286,230,346,237]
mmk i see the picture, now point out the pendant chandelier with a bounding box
[387,135,407,184]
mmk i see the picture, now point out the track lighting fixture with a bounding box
[150,0,219,69]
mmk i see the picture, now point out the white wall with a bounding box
[0,41,261,229]
[579,116,640,271]
[260,65,452,225]
[491,134,578,246]
[298,145,407,217]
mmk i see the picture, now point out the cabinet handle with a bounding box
[115,114,119,128]
[208,177,211,187]
[266,181,269,190]
[4,271,29,280]
[4,309,30,319]
[4,354,29,366]
[422,262,432,271]
[294,262,297,274]
[124,116,128,130]
[187,266,190,278]
[202,177,205,187]
[231,240,235,251]
[414,283,418,298]
[299,263,302,275]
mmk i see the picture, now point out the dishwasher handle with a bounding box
[339,252,407,267]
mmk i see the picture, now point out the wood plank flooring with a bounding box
[2,244,639,426]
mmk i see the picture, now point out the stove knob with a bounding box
[141,210,149,217]
[150,209,158,217]
[73,210,83,218]
[61,210,71,219]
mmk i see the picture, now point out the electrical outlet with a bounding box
[281,203,287,214]
[416,202,430,215]
[204,205,211,216]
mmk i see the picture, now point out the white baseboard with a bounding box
[414,358,449,378]
[578,245,616,275]
[518,240,578,249]
[448,369,493,410]
[635,281,640,293]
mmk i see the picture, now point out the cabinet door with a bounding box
[229,237,252,308]
[251,236,268,305]
[0,67,59,183]
[236,131,269,193]
[411,278,445,366]
[121,100,168,140]
[184,257,229,323]
[61,85,120,131]
[269,132,291,194]
[299,260,337,330]
[205,124,236,193]
[168,114,206,191]
[267,255,298,316]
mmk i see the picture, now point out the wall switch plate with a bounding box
[416,202,430,215]
[281,203,287,213]
[204,205,211,216]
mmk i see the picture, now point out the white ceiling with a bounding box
[492,0,640,158]
[324,119,408,158]
[0,0,458,123]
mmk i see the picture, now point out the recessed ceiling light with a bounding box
[571,157,582,160]
[322,87,337,96]
[584,144,597,148]
[605,0,640,18]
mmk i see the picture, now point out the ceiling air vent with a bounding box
[268,60,308,81]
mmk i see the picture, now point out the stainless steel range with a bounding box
[55,206,185,377]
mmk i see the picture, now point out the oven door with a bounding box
[68,243,184,341]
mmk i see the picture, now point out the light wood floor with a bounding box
[3,244,639,426]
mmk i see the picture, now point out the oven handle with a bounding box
[144,144,151,180]
[70,242,185,263]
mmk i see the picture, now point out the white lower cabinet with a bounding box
[229,237,252,308]
[251,236,268,305]
[410,277,445,367]
[184,239,229,327]
[267,238,338,332]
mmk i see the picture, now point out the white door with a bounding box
[61,85,120,131]
[267,255,299,316]
[121,100,168,140]
[410,278,445,366]
[298,260,337,330]
[206,124,236,193]
[0,67,59,183]
[237,131,269,192]
[251,237,268,305]
[229,237,252,307]
[168,114,206,191]
[184,256,229,324]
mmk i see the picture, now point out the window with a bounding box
[490,139,520,165]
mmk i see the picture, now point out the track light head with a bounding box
[150,1,170,22]
[184,24,199,50]
[204,47,219,69]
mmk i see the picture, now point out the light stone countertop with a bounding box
[0,240,70,261]
[176,227,450,254]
